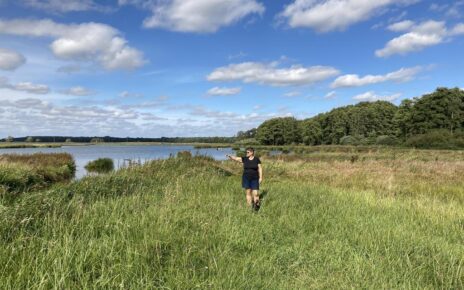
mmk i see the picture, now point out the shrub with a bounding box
[404,129,464,149]
[376,135,398,146]
[339,135,359,145]
[85,158,114,173]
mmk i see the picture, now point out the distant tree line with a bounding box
[255,88,464,148]
[1,135,235,144]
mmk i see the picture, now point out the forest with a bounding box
[251,87,464,148]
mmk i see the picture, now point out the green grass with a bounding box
[0,153,462,288]
[0,153,75,195]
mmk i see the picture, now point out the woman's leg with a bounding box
[246,189,253,206]
[252,190,260,206]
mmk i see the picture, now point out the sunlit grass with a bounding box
[0,151,462,288]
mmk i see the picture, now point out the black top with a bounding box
[241,157,261,179]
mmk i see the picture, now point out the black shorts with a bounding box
[242,176,259,190]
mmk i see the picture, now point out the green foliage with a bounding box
[405,129,464,149]
[85,158,114,173]
[252,88,463,147]
[376,135,398,146]
[6,136,14,142]
[0,153,75,195]
[65,138,72,143]
[25,136,34,142]
[256,117,301,145]
[234,138,259,145]
[236,128,257,140]
[339,135,359,145]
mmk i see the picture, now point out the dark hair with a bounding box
[246,147,255,154]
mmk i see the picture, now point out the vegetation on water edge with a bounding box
[85,158,114,174]
[0,153,75,195]
[0,149,462,288]
[0,143,62,149]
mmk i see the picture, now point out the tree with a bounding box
[26,136,34,142]
[6,136,14,142]
[65,138,72,143]
[256,117,301,145]
[300,116,323,145]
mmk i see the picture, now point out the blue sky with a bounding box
[0,0,463,137]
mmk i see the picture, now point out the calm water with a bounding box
[0,144,234,178]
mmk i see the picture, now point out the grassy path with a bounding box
[1,157,463,288]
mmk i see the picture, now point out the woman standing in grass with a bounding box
[226,147,263,211]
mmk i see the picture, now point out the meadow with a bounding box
[0,147,463,289]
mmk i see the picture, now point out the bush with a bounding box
[339,135,359,145]
[404,129,464,149]
[376,135,398,146]
[85,158,114,173]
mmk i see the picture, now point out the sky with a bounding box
[0,0,463,138]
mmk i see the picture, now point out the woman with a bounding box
[226,147,263,211]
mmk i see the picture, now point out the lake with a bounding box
[0,144,234,178]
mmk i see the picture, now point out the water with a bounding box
[0,144,234,178]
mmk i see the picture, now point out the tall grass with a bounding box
[0,153,75,196]
[0,153,462,288]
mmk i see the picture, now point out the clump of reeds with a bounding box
[85,158,114,174]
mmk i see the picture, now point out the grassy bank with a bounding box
[0,153,76,195]
[0,151,462,288]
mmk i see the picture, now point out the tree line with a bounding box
[253,88,464,148]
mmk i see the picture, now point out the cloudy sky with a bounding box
[0,0,463,137]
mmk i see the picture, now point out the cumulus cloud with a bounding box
[280,0,419,32]
[0,77,49,94]
[61,86,95,96]
[22,0,112,13]
[376,20,464,57]
[331,66,422,88]
[0,19,146,70]
[207,86,241,96]
[0,48,26,70]
[127,0,265,33]
[207,61,339,86]
[353,91,401,102]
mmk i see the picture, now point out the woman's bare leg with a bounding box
[246,189,253,206]
[252,190,260,205]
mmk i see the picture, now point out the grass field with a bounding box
[0,149,463,288]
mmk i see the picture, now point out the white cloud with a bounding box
[207,61,339,86]
[331,66,422,88]
[0,19,146,70]
[284,91,301,97]
[61,86,95,96]
[0,77,49,94]
[207,87,241,96]
[280,0,419,32]
[22,0,111,13]
[119,91,144,98]
[353,91,401,102]
[0,48,26,70]
[139,0,265,33]
[324,91,336,99]
[376,20,464,57]
[387,20,415,32]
